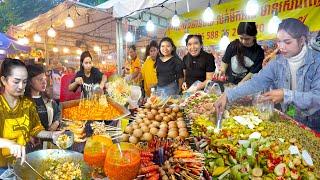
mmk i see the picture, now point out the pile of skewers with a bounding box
[136,137,204,180]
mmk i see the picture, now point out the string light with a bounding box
[18,36,29,45]
[22,35,29,45]
[146,12,155,32]
[245,0,259,16]
[202,0,214,23]
[171,2,180,28]
[181,32,189,46]
[76,49,82,55]
[65,14,74,28]
[63,47,69,53]
[125,31,134,42]
[219,31,230,51]
[0,49,6,55]
[52,47,59,53]
[140,47,146,53]
[47,26,56,38]
[94,45,101,52]
[268,11,281,34]
[17,37,25,45]
[33,32,41,42]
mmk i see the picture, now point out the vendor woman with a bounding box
[215,18,320,132]
[68,51,107,98]
[181,35,215,91]
[215,22,264,84]
[0,58,63,173]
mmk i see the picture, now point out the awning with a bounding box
[0,32,31,54]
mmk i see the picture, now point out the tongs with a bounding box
[216,111,223,133]
[24,160,45,179]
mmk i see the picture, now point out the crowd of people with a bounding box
[124,18,320,133]
[0,17,320,174]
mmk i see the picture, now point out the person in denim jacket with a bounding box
[215,18,320,132]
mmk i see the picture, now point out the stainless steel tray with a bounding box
[61,97,130,121]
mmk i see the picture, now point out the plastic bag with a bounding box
[186,80,201,93]
[128,86,142,109]
[204,80,222,95]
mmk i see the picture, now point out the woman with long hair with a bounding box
[155,37,183,96]
[68,51,107,98]
[141,40,158,97]
[215,18,320,132]
[215,22,264,84]
[0,59,62,173]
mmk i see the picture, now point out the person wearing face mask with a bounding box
[0,59,63,174]
[215,22,264,84]
[141,40,158,97]
[68,51,107,98]
[155,37,183,96]
[215,18,320,132]
[181,35,215,91]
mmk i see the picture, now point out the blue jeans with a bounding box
[157,81,179,97]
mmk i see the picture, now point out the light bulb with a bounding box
[47,26,56,38]
[64,59,69,63]
[0,49,6,55]
[15,56,20,59]
[171,14,180,27]
[17,37,25,45]
[63,47,69,53]
[202,7,214,23]
[65,15,74,28]
[146,19,155,32]
[52,47,59,53]
[102,60,106,65]
[43,62,47,66]
[181,33,189,46]
[268,15,281,34]
[245,0,259,16]
[22,36,29,45]
[33,33,41,42]
[76,49,82,55]
[125,31,134,42]
[107,54,112,59]
[219,35,230,51]
[94,46,101,52]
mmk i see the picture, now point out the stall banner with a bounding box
[166,0,320,47]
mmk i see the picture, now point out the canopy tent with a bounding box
[96,0,227,19]
[7,0,117,66]
[0,32,31,54]
[96,0,228,73]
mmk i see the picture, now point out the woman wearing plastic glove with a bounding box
[215,18,320,132]
[0,58,63,174]
[214,22,264,84]
[69,51,107,98]
[181,35,215,92]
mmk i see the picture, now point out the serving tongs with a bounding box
[24,160,45,179]
[215,111,223,133]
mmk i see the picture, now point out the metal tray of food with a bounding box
[13,149,90,179]
[61,97,130,121]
